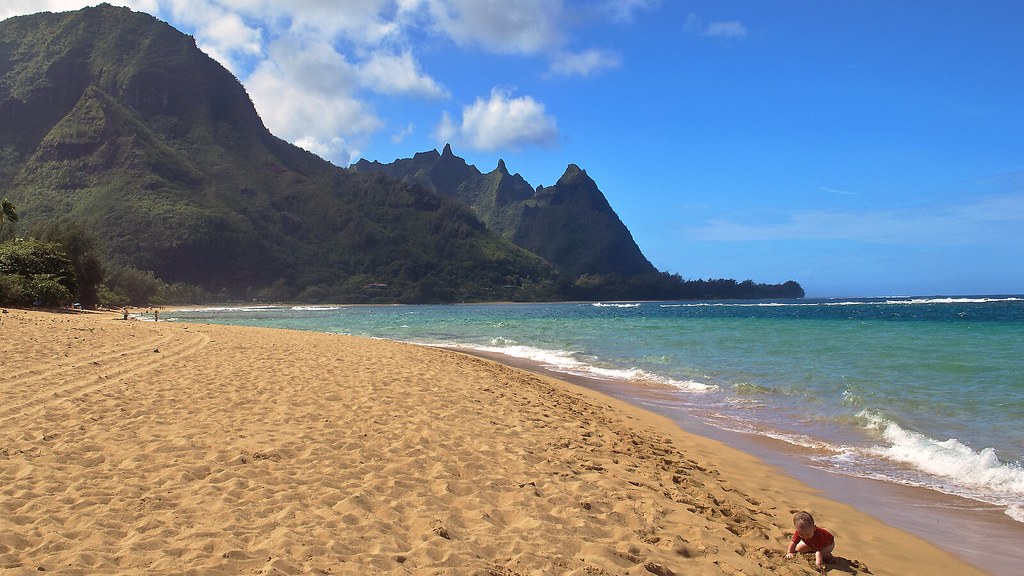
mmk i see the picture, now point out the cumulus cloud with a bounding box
[203,0,402,46]
[357,51,447,98]
[245,37,380,164]
[437,88,558,151]
[2,0,658,159]
[181,8,262,72]
[421,0,565,54]
[434,111,457,143]
[155,2,442,164]
[547,48,622,78]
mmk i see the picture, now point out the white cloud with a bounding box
[547,48,621,78]
[163,1,443,162]
[685,13,747,39]
[205,0,401,46]
[421,0,565,54]
[434,111,456,143]
[191,11,262,72]
[392,123,415,143]
[1,0,657,159]
[358,51,447,98]
[438,88,558,151]
[603,0,661,23]
[245,37,380,164]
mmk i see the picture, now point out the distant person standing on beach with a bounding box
[154,309,159,322]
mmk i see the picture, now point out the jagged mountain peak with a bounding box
[353,146,656,279]
[1,6,804,303]
[0,6,561,303]
[413,149,441,162]
[553,163,595,189]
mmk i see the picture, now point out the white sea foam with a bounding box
[661,302,838,308]
[712,409,1024,522]
[291,305,341,311]
[858,410,1024,518]
[593,302,642,308]
[450,342,717,393]
[840,388,863,407]
[659,296,1022,308]
[883,297,1022,305]
[1007,505,1024,523]
[705,416,838,450]
[171,305,283,313]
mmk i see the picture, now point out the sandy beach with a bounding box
[0,309,986,575]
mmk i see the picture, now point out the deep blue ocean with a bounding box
[165,296,1024,524]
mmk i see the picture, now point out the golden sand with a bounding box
[0,309,984,575]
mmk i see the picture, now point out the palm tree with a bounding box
[0,198,18,237]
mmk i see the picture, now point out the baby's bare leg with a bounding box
[816,542,836,567]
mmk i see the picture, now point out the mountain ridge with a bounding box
[0,4,562,303]
[352,147,658,279]
[1,4,804,304]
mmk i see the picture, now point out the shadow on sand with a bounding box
[822,555,871,574]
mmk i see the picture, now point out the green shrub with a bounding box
[0,273,27,305]
[156,282,209,305]
[103,264,163,306]
[28,274,73,306]
[96,284,129,308]
[0,238,77,305]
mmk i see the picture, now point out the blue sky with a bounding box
[4,1,1022,297]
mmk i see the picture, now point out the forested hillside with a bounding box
[0,5,802,306]
[0,5,561,304]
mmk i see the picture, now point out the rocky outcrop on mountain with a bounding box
[353,146,656,279]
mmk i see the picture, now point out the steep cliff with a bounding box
[353,146,656,279]
[0,5,560,302]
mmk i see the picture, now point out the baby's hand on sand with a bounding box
[785,553,794,559]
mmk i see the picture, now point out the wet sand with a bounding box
[464,348,1024,576]
[0,309,987,575]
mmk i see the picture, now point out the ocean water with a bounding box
[165,297,1024,524]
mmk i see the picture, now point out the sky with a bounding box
[2,1,1022,297]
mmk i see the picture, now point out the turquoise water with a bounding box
[165,296,1024,523]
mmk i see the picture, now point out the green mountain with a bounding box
[352,144,657,279]
[0,4,561,303]
[1,5,804,304]
[353,146,805,301]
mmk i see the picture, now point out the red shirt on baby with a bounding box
[792,526,834,551]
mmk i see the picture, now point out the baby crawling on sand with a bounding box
[785,511,835,571]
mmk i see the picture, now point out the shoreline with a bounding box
[0,309,989,574]
[452,347,1024,576]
